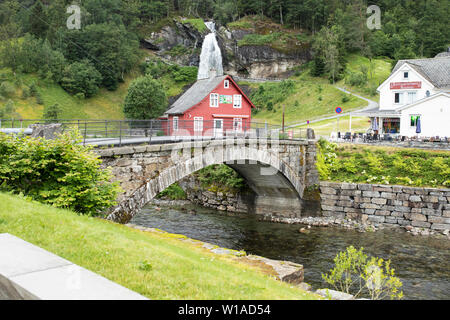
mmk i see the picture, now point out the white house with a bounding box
[355,51,450,138]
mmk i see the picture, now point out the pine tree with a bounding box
[29,0,48,37]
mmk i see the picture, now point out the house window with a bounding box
[194,117,203,132]
[173,116,179,131]
[210,93,219,107]
[404,72,409,79]
[224,80,229,89]
[410,115,420,127]
[407,92,417,104]
[233,118,242,131]
[233,94,242,108]
[394,92,404,104]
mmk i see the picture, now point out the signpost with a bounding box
[335,107,343,142]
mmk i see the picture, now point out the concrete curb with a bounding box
[0,234,148,300]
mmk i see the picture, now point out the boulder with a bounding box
[29,124,62,139]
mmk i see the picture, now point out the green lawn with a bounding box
[0,193,318,300]
[297,116,371,137]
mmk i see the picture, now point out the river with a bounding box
[130,202,450,300]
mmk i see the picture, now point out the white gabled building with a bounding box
[355,51,450,138]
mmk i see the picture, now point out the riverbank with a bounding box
[0,192,318,300]
[133,201,450,300]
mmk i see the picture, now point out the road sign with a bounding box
[335,107,343,114]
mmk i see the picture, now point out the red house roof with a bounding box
[165,75,255,115]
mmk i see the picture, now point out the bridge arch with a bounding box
[99,140,318,223]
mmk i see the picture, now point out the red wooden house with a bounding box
[161,75,255,137]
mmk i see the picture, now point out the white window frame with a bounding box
[173,116,179,131]
[407,91,417,104]
[394,92,404,105]
[210,93,219,107]
[233,118,242,132]
[403,71,409,79]
[224,80,230,89]
[233,94,242,108]
[194,117,203,132]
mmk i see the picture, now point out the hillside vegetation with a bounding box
[1,1,447,123]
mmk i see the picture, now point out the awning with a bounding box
[352,107,400,118]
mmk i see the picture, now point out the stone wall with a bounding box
[337,141,450,151]
[177,175,252,213]
[320,182,450,232]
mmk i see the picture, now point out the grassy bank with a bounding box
[245,75,367,125]
[0,193,317,300]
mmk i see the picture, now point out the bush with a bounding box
[0,131,120,216]
[322,246,403,300]
[43,103,61,121]
[0,81,15,98]
[61,60,102,98]
[196,165,245,192]
[21,86,31,99]
[157,183,187,200]
[341,94,351,103]
[347,72,367,87]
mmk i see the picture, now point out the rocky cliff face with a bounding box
[142,18,312,79]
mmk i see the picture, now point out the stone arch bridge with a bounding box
[97,139,319,223]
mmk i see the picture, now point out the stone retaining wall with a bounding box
[320,182,450,232]
[178,175,251,213]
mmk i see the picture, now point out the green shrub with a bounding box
[43,103,61,121]
[347,72,367,87]
[322,246,403,300]
[196,165,245,192]
[157,183,187,200]
[0,81,15,98]
[21,86,31,99]
[341,94,351,103]
[0,131,120,216]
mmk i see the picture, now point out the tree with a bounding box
[123,75,167,119]
[29,0,48,37]
[313,26,346,83]
[43,103,62,121]
[62,23,139,90]
[60,60,102,98]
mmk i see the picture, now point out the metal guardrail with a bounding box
[0,119,312,147]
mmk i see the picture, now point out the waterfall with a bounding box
[197,21,223,80]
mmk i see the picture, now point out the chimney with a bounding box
[209,68,217,79]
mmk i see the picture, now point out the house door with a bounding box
[214,119,223,137]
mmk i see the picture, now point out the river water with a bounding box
[131,202,450,300]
